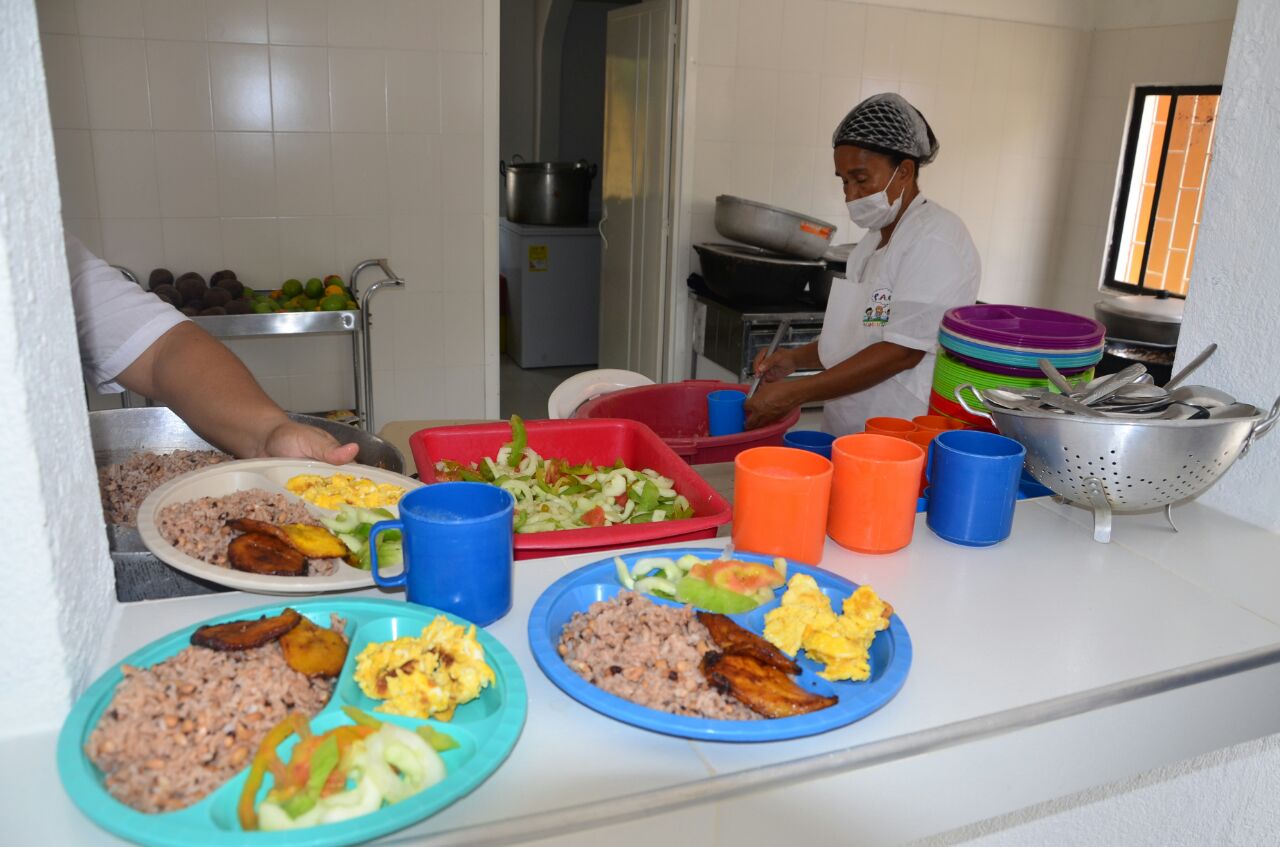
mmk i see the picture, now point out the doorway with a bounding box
[497,0,676,416]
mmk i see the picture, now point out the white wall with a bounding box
[1048,15,1235,317]
[37,0,496,429]
[1171,0,1279,532]
[0,0,117,739]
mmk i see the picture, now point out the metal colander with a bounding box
[955,385,1280,542]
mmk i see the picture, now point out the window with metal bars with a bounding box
[1104,85,1221,298]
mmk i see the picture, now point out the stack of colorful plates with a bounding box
[929,305,1105,427]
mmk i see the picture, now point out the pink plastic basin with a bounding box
[572,380,802,465]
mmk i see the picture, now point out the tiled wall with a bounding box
[1049,19,1233,317]
[36,0,492,430]
[684,0,1090,311]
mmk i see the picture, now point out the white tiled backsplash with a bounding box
[37,0,490,430]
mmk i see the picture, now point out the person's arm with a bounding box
[744,341,923,429]
[115,322,359,463]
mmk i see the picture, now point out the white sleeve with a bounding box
[882,235,979,353]
[66,235,188,393]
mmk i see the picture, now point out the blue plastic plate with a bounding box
[528,548,912,742]
[57,598,527,847]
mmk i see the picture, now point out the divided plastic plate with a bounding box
[528,548,912,742]
[137,459,422,594]
[57,598,527,847]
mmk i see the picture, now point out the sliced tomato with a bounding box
[581,506,607,527]
[707,560,785,594]
[614,493,629,507]
[689,562,709,580]
[544,459,564,485]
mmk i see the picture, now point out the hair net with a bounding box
[832,93,939,165]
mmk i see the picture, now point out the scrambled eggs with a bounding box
[763,574,892,682]
[286,473,405,510]
[353,616,495,720]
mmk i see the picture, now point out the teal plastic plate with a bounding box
[56,598,527,847]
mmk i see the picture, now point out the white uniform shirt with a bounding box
[67,235,187,393]
[817,195,980,435]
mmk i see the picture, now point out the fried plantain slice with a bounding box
[226,517,292,543]
[228,531,307,576]
[191,607,302,651]
[279,616,349,677]
[696,611,800,675]
[701,651,838,718]
[279,523,348,559]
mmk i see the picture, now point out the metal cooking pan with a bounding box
[693,242,824,306]
[714,195,838,260]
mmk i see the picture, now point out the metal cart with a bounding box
[114,258,404,431]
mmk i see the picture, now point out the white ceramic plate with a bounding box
[137,459,421,595]
[546,368,655,419]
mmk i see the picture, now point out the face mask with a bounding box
[846,164,903,230]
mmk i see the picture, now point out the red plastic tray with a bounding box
[408,418,732,560]
[572,380,801,465]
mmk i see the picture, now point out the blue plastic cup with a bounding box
[369,482,515,625]
[925,430,1026,547]
[707,389,747,436]
[783,429,836,459]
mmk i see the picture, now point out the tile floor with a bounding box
[498,354,594,420]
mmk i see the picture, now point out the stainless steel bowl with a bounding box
[955,384,1280,542]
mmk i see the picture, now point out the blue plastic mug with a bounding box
[783,429,836,459]
[369,482,516,625]
[707,389,747,436]
[925,430,1026,547]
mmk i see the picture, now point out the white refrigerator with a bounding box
[499,219,601,368]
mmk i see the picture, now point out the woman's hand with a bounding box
[752,347,800,383]
[262,420,360,465]
[744,380,798,430]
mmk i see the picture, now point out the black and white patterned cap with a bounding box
[832,93,939,165]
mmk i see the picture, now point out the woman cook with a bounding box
[744,93,981,435]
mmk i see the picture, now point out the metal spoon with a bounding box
[1207,403,1258,420]
[1076,363,1148,406]
[746,319,790,400]
[1038,358,1075,395]
[1169,384,1235,409]
[1164,342,1217,390]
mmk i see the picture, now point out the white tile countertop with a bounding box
[6,499,1280,846]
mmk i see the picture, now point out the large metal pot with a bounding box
[1094,293,1182,347]
[714,195,838,259]
[501,157,597,226]
[693,242,824,306]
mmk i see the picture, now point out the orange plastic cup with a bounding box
[912,415,965,434]
[733,446,833,565]
[905,430,939,496]
[828,433,926,554]
[865,417,918,438]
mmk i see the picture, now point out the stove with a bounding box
[688,277,826,383]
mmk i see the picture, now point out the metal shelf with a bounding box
[115,258,404,431]
[191,309,359,338]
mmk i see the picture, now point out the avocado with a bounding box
[148,268,175,290]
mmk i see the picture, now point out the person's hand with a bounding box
[752,346,799,383]
[744,380,797,430]
[263,420,360,465]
